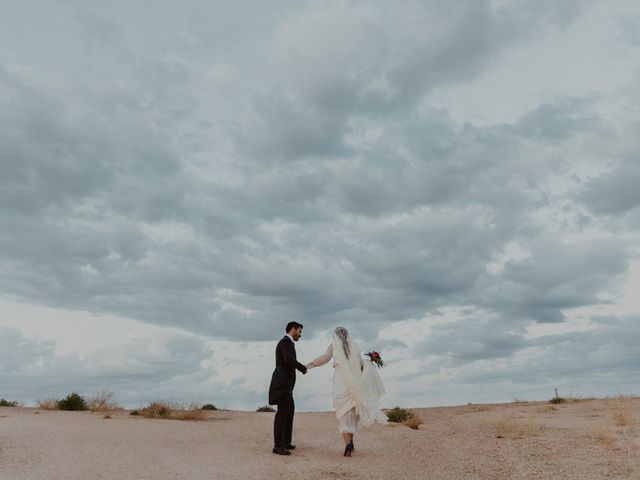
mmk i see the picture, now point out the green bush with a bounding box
[256,405,276,412]
[0,398,19,407]
[549,395,566,404]
[386,406,415,423]
[549,388,566,404]
[130,410,140,416]
[58,392,88,411]
[201,403,217,410]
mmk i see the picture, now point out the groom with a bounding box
[268,321,308,455]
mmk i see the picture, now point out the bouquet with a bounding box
[365,351,384,368]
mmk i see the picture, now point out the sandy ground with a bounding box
[1,397,639,480]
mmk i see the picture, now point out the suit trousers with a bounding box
[273,393,295,448]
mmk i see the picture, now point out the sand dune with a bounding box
[1,397,638,479]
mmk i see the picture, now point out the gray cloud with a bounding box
[397,312,640,405]
[416,317,528,363]
[0,327,55,372]
[582,162,640,216]
[0,1,632,342]
[0,326,221,407]
[1,0,639,408]
[242,0,584,163]
[483,237,630,323]
[452,314,640,388]
[513,97,603,142]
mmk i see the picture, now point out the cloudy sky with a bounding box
[1,0,640,411]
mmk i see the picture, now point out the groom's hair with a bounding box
[286,321,303,332]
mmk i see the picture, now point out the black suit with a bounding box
[268,336,307,449]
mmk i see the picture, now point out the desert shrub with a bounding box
[0,399,19,407]
[37,398,59,410]
[58,392,87,411]
[130,410,140,416]
[549,388,566,404]
[386,406,415,423]
[87,391,120,412]
[403,414,424,430]
[256,405,276,412]
[549,396,566,404]
[140,401,173,418]
[386,407,423,429]
[137,401,208,420]
[201,403,217,410]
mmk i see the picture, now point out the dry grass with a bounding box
[173,409,207,421]
[37,399,59,410]
[456,404,497,414]
[565,396,596,403]
[587,425,617,447]
[403,415,424,430]
[384,407,425,429]
[492,414,543,438]
[139,401,208,421]
[609,394,635,400]
[535,404,557,414]
[140,401,174,418]
[87,391,120,412]
[611,408,631,427]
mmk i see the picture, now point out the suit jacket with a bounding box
[268,336,307,405]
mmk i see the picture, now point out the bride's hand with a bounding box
[305,363,314,370]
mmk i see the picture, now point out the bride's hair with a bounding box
[334,326,350,358]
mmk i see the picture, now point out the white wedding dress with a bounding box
[310,332,388,433]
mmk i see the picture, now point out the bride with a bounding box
[306,327,388,457]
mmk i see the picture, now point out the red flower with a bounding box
[365,351,384,368]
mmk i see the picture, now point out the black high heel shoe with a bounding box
[343,442,354,457]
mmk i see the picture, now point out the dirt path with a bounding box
[0,398,638,479]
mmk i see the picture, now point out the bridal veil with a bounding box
[331,327,388,428]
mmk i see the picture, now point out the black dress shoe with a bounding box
[285,444,296,450]
[272,447,291,455]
